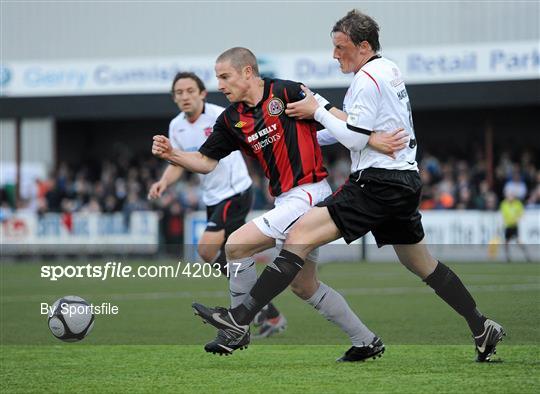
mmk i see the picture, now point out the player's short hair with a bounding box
[171,72,206,93]
[332,9,380,52]
[216,47,260,76]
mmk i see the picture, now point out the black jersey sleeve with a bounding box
[199,113,240,161]
[280,79,324,129]
[282,79,306,103]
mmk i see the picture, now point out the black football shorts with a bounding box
[317,168,425,246]
[205,187,253,237]
[504,226,518,241]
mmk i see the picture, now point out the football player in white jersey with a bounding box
[200,10,505,363]
[148,72,287,336]
[153,54,408,359]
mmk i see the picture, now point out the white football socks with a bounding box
[228,256,257,308]
[307,282,375,346]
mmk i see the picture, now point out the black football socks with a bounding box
[424,261,487,336]
[231,249,304,325]
[214,246,229,277]
[265,302,281,319]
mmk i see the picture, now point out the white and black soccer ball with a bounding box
[48,296,95,342]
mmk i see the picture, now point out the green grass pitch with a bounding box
[1,261,539,393]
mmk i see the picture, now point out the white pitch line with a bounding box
[1,283,538,303]
[339,283,540,296]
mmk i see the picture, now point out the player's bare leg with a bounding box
[197,230,226,272]
[392,241,437,279]
[289,258,320,300]
[289,254,381,360]
[393,242,505,361]
[225,221,276,260]
[193,221,292,349]
[284,207,341,259]
[224,221,275,309]
[225,221,350,310]
[193,222,280,354]
[194,210,382,359]
[225,222,288,339]
[215,207,383,359]
[287,208,382,357]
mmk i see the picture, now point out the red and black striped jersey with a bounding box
[199,78,328,197]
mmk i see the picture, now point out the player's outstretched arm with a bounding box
[318,111,407,156]
[288,87,407,156]
[316,129,338,146]
[286,86,370,151]
[148,165,184,200]
[152,135,218,174]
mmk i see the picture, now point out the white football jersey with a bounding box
[169,102,252,206]
[343,56,418,172]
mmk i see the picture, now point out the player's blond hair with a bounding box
[216,47,260,76]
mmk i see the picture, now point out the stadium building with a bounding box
[1,2,538,259]
[1,3,539,392]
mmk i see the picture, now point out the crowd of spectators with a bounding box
[1,148,538,243]
[417,149,539,211]
[323,147,539,211]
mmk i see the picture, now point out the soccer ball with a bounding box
[48,296,95,342]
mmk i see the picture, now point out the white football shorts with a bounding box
[252,179,332,263]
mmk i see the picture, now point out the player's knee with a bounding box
[290,281,310,299]
[284,227,315,259]
[286,223,306,245]
[197,244,216,264]
[224,234,249,260]
[290,277,319,300]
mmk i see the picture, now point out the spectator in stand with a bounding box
[123,191,149,227]
[45,178,65,212]
[436,189,455,209]
[103,195,119,213]
[526,170,540,209]
[82,197,102,213]
[162,200,184,249]
[485,192,499,211]
[3,144,536,259]
[503,167,527,201]
[0,199,13,222]
[474,180,494,210]
[421,151,442,181]
[456,188,474,210]
[496,151,514,181]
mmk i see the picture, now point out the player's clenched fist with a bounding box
[152,135,172,159]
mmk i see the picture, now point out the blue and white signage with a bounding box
[1,41,538,97]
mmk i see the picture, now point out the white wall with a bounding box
[185,210,540,263]
[0,118,53,189]
[0,120,16,162]
[21,119,54,170]
[2,1,538,61]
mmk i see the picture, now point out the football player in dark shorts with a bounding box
[152,47,407,359]
[191,10,505,363]
[205,187,252,241]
